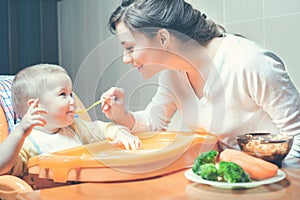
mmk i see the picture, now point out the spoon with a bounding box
[76,96,115,114]
[244,133,288,144]
[260,140,288,144]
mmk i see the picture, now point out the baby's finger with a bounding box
[33,107,48,114]
[27,99,39,112]
[119,140,130,150]
[111,139,128,150]
[31,99,40,108]
[32,119,47,127]
[37,108,48,115]
[28,107,48,117]
[128,139,139,150]
[135,139,142,149]
[31,114,47,125]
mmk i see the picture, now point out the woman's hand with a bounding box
[100,87,135,129]
[19,99,48,138]
[100,87,125,120]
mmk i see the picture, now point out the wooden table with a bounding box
[16,167,300,200]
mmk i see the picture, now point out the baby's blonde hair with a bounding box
[12,64,68,118]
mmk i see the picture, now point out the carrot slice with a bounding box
[219,149,278,180]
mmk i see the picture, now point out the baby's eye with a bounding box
[126,47,133,52]
[59,92,67,97]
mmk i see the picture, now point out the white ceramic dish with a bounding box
[184,168,286,189]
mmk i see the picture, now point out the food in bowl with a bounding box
[236,133,294,167]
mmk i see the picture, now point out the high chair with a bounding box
[1,75,218,198]
[0,75,32,199]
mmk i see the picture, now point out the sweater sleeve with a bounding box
[131,73,178,132]
[8,139,39,177]
[244,51,300,161]
[96,121,132,140]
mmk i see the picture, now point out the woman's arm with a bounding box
[131,84,178,132]
[101,74,178,133]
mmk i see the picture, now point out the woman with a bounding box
[101,0,300,166]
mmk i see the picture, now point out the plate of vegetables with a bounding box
[185,150,286,189]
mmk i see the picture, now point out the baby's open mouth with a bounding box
[137,65,143,71]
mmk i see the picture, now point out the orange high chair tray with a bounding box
[27,131,217,183]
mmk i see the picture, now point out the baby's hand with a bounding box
[19,99,48,137]
[112,128,142,150]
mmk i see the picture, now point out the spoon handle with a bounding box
[76,96,116,114]
[76,99,104,114]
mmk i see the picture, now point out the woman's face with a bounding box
[116,22,170,79]
[39,73,75,129]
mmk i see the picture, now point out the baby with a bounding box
[0,64,141,177]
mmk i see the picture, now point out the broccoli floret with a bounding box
[199,163,218,181]
[192,150,218,175]
[218,161,251,183]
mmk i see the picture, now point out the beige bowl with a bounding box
[236,132,294,167]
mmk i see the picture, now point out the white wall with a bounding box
[57,0,158,120]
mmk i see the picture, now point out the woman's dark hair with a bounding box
[109,0,223,46]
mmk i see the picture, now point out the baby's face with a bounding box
[39,73,76,129]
